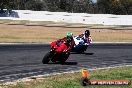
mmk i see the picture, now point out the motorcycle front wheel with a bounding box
[42,52,51,64]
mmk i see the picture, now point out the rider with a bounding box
[74,30,92,45]
[54,32,75,51]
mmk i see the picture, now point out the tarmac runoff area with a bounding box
[0,43,132,83]
[0,10,132,25]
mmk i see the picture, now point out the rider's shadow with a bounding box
[84,52,94,55]
[71,52,94,55]
[47,61,78,65]
[62,62,78,65]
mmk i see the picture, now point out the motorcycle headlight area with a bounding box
[51,46,56,51]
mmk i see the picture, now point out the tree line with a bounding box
[0,0,132,15]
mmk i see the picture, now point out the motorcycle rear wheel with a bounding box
[59,56,69,64]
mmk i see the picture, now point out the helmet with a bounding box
[66,32,73,43]
[85,30,90,37]
[67,32,73,38]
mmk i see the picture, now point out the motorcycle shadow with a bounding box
[62,62,78,65]
[48,61,78,65]
[71,52,94,55]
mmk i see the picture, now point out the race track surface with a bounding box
[0,43,132,83]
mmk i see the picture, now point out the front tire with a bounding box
[42,52,51,64]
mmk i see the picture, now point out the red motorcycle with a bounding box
[42,41,70,64]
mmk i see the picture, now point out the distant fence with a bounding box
[0,10,132,25]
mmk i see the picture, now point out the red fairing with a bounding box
[56,43,67,53]
[50,41,68,53]
[50,41,57,48]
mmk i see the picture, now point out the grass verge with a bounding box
[1,66,132,88]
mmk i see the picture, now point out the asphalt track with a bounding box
[0,43,132,83]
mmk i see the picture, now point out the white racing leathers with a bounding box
[73,34,92,46]
[71,34,92,53]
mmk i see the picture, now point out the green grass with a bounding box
[0,19,114,28]
[0,19,12,23]
[1,66,132,88]
[10,20,30,25]
[90,25,117,29]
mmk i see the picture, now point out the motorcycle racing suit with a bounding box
[55,36,75,51]
[74,33,92,46]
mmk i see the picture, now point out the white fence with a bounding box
[0,10,132,25]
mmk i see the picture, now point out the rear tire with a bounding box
[51,58,56,62]
[42,52,51,64]
[72,45,87,53]
[79,46,88,53]
[59,55,69,64]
